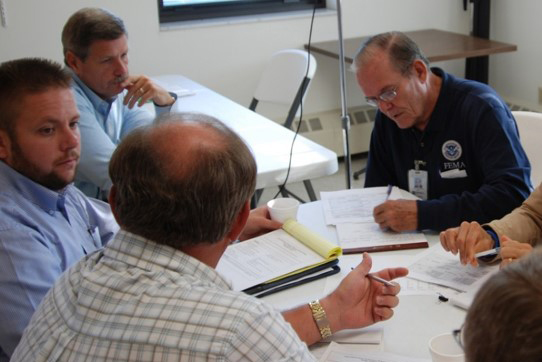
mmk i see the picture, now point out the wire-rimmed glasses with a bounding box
[365,87,398,107]
[452,324,464,349]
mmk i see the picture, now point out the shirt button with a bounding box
[48,210,55,216]
[420,142,424,147]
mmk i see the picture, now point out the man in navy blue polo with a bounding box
[354,31,531,232]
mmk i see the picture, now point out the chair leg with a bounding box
[276,180,316,204]
[353,167,366,180]
[278,187,306,203]
[303,180,317,201]
[251,189,264,208]
[279,187,290,198]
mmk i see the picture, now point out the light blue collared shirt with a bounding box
[71,72,172,198]
[0,161,119,360]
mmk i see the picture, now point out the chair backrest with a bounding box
[512,111,542,187]
[250,49,317,129]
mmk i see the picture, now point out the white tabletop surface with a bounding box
[151,75,339,190]
[262,201,467,360]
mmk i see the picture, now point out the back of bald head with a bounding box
[109,113,257,249]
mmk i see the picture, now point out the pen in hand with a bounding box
[368,273,395,287]
[351,267,395,287]
[386,184,393,200]
[475,247,500,259]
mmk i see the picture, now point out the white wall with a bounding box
[0,0,472,118]
[491,0,542,109]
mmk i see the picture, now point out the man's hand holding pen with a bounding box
[320,253,408,332]
[373,199,418,232]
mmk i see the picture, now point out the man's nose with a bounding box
[61,128,80,150]
[378,99,393,111]
[113,58,128,76]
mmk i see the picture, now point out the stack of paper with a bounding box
[319,342,431,362]
[406,244,499,309]
[217,220,342,297]
[320,187,428,254]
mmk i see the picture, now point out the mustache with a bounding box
[57,150,80,164]
[113,75,128,84]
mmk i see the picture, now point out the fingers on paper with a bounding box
[439,226,459,254]
[440,221,488,266]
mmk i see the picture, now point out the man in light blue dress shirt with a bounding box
[62,8,177,198]
[0,58,120,361]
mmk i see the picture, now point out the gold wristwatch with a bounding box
[309,299,332,339]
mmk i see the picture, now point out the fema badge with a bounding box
[442,140,462,161]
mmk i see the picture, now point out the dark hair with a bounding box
[464,247,542,362]
[109,113,257,248]
[0,58,71,136]
[62,7,126,64]
[353,31,429,76]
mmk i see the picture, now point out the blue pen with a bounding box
[475,247,500,259]
[386,184,393,200]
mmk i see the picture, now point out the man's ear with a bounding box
[0,130,12,163]
[412,59,428,82]
[65,51,82,74]
[226,201,250,242]
[108,185,120,223]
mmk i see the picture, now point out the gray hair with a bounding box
[352,31,429,75]
[62,7,126,64]
[464,247,542,361]
[109,112,257,248]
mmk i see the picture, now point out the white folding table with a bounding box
[152,75,339,191]
[263,201,467,360]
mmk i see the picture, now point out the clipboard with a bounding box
[217,220,342,292]
[243,259,340,298]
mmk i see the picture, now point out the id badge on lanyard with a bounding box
[408,160,428,200]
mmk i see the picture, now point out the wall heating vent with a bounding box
[291,105,377,157]
[505,101,539,112]
[286,100,539,158]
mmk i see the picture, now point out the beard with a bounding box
[10,140,79,191]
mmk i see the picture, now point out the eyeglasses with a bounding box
[452,324,464,349]
[365,87,398,107]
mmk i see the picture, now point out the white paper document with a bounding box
[175,88,197,97]
[321,187,416,225]
[407,244,499,293]
[323,255,445,298]
[321,187,390,224]
[323,326,382,345]
[336,222,427,249]
[319,342,430,362]
[448,289,476,310]
[216,229,324,291]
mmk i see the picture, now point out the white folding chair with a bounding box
[512,111,542,187]
[249,49,317,206]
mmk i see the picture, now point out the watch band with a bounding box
[309,299,332,339]
[153,91,177,107]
